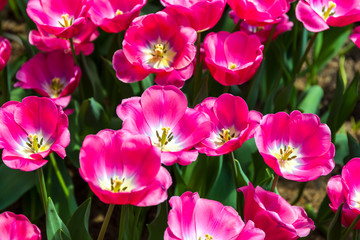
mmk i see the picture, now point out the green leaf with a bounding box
[80,55,105,102]
[147,202,169,240]
[344,133,360,165]
[334,133,349,166]
[67,198,92,240]
[233,159,249,187]
[297,85,324,114]
[46,197,72,240]
[0,165,37,210]
[316,195,334,225]
[327,203,343,240]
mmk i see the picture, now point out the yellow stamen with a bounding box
[218,128,235,145]
[50,77,64,98]
[26,134,45,153]
[228,63,237,70]
[115,9,123,15]
[154,44,165,58]
[59,14,73,28]
[322,1,336,20]
[274,145,297,161]
[32,134,39,152]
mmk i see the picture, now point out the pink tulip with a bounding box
[327,175,360,229]
[79,129,172,206]
[0,96,70,171]
[117,85,212,166]
[239,183,315,240]
[195,93,262,156]
[0,37,11,71]
[15,50,81,108]
[227,0,290,26]
[26,0,91,39]
[254,110,335,181]
[342,158,360,215]
[0,0,6,11]
[164,191,265,240]
[29,20,98,55]
[350,26,360,49]
[88,0,146,33]
[229,11,293,44]
[0,212,41,240]
[296,0,360,32]
[204,31,263,86]
[160,0,226,32]
[112,11,197,88]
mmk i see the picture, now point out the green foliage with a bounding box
[46,197,72,240]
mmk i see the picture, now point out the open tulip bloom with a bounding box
[341,158,360,215]
[255,110,335,181]
[0,211,41,240]
[79,129,172,206]
[117,85,212,166]
[350,26,360,49]
[0,36,11,71]
[0,96,70,171]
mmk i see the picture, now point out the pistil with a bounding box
[322,1,336,21]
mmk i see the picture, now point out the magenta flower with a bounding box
[0,37,11,71]
[88,0,146,33]
[341,158,360,215]
[0,0,6,11]
[254,110,335,182]
[79,129,172,206]
[227,0,290,26]
[29,20,99,55]
[195,94,262,156]
[15,50,81,108]
[296,0,360,32]
[230,11,293,44]
[0,96,70,171]
[350,26,360,49]
[327,175,360,229]
[0,212,41,240]
[239,183,315,240]
[117,85,212,166]
[204,31,263,86]
[160,0,226,32]
[26,0,91,39]
[112,11,197,88]
[164,191,265,240]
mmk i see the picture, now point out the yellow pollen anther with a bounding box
[228,63,237,70]
[115,9,123,15]
[50,77,64,98]
[199,234,213,240]
[155,127,173,149]
[218,128,235,144]
[26,134,45,153]
[59,14,73,28]
[274,145,297,161]
[111,176,127,193]
[154,44,165,58]
[322,1,336,20]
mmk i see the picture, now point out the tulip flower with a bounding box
[0,0,6,11]
[327,175,360,229]
[0,37,11,71]
[15,50,81,108]
[204,31,263,86]
[341,158,360,215]
[350,26,360,49]
[254,110,335,181]
[79,129,172,206]
[239,183,315,240]
[88,0,146,33]
[117,85,212,166]
[195,93,262,156]
[160,0,226,32]
[0,96,70,171]
[164,191,265,240]
[296,0,360,32]
[112,11,197,88]
[0,212,41,240]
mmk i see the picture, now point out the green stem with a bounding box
[118,205,128,240]
[291,182,307,205]
[339,42,355,56]
[228,152,238,188]
[69,38,78,65]
[97,204,115,240]
[271,174,279,192]
[231,19,243,33]
[263,24,276,55]
[132,207,141,240]
[192,32,202,104]
[49,153,69,198]
[37,168,48,214]
[342,215,360,240]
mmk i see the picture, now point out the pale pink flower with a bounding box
[350,26,360,49]
[160,0,226,32]
[204,31,263,86]
[296,0,360,32]
[112,11,197,88]
[254,110,335,181]
[15,50,81,108]
[195,93,262,156]
[341,158,360,215]
[327,175,360,229]
[227,0,290,26]
[88,0,146,33]
[0,212,41,240]
[0,96,70,171]
[0,37,11,71]
[117,85,212,166]
[79,129,172,206]
[164,191,265,240]
[239,183,315,240]
[26,0,91,39]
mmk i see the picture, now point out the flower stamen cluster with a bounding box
[322,1,336,20]
[155,127,174,149]
[275,145,297,161]
[25,134,47,154]
[59,14,73,28]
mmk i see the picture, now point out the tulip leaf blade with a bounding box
[46,197,72,240]
[327,202,343,240]
[66,198,92,240]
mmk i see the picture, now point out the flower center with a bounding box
[274,145,297,161]
[228,63,237,70]
[154,127,174,150]
[50,77,65,98]
[25,134,47,153]
[322,1,336,20]
[144,42,176,69]
[199,234,214,240]
[58,14,73,28]
[214,128,237,146]
[110,176,129,192]
[115,9,123,15]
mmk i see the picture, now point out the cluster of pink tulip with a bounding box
[0,0,359,239]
